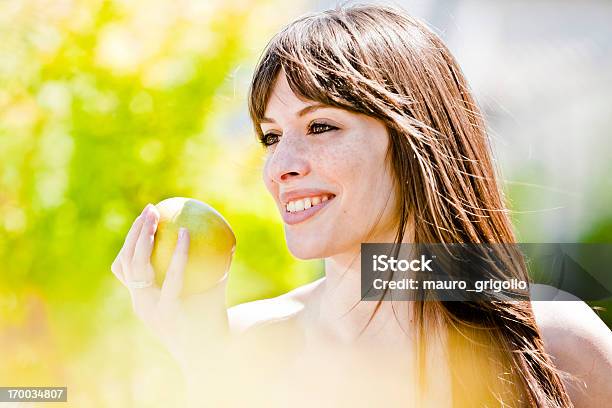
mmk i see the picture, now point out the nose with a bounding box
[266,135,311,184]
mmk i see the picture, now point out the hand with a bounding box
[111,203,229,372]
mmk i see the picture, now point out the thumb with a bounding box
[160,227,190,306]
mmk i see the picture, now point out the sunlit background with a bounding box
[1,0,611,406]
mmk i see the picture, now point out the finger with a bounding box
[160,228,190,306]
[118,211,146,273]
[128,205,159,283]
[111,258,125,285]
[113,210,146,284]
[130,283,160,322]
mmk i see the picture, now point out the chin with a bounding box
[285,231,332,260]
[286,241,324,260]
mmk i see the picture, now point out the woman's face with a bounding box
[261,73,398,259]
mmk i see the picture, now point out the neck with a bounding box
[310,227,415,348]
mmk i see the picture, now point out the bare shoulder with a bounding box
[226,278,324,334]
[531,286,612,406]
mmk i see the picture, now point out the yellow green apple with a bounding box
[151,197,236,296]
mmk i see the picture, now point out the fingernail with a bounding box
[142,203,152,215]
[179,227,187,240]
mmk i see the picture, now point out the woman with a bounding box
[111,4,612,407]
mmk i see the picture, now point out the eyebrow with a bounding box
[260,103,329,124]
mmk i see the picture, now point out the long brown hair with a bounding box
[248,4,572,407]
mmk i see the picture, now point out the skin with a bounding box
[257,73,415,345]
[111,73,612,406]
[532,295,612,407]
[260,74,399,260]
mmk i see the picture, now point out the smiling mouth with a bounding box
[280,193,336,226]
[285,194,335,213]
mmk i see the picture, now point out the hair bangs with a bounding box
[248,12,372,139]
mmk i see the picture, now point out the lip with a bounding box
[279,189,336,226]
[279,188,335,205]
[281,196,335,225]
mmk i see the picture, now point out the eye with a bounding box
[260,122,337,147]
[260,132,280,147]
[308,122,338,135]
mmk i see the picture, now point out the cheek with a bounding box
[262,158,277,196]
[332,136,388,192]
[333,133,394,221]
[316,138,369,184]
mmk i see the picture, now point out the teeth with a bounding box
[285,195,332,213]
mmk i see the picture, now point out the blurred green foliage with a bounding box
[508,173,612,328]
[0,0,316,404]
